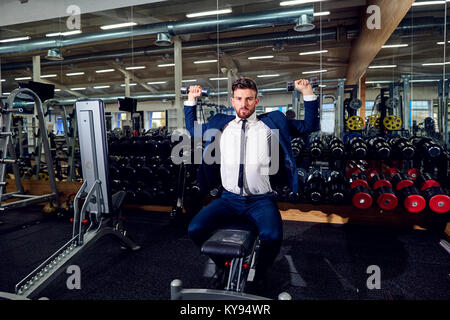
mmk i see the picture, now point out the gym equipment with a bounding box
[367,136,391,159]
[422,186,450,214]
[411,137,442,159]
[390,173,414,191]
[345,98,363,111]
[382,115,402,131]
[181,86,210,97]
[309,137,324,158]
[389,137,415,159]
[304,169,326,204]
[346,115,364,131]
[291,137,306,159]
[367,115,381,129]
[373,186,398,211]
[415,173,441,192]
[369,173,392,190]
[329,136,345,158]
[2,99,140,300]
[348,136,368,159]
[0,88,59,211]
[327,171,347,203]
[350,185,373,210]
[397,186,426,214]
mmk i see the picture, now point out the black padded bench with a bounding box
[201,228,257,259]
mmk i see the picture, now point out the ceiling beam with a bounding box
[109,61,158,93]
[345,0,415,85]
[39,78,87,98]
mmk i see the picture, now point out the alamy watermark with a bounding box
[66,5,81,31]
[366,265,381,290]
[66,265,81,290]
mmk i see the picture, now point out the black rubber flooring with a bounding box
[0,205,449,300]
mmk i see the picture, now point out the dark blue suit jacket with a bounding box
[184,100,320,196]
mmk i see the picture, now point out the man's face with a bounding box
[231,88,259,119]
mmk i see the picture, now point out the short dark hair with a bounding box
[232,77,258,96]
[286,109,296,120]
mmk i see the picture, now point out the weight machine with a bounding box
[0,99,140,300]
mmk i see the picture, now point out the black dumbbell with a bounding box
[389,137,415,159]
[309,137,324,158]
[291,137,306,159]
[348,136,368,159]
[327,171,347,203]
[329,136,345,158]
[181,86,210,97]
[367,136,391,159]
[305,169,326,204]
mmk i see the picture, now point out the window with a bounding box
[56,117,64,134]
[411,100,431,125]
[148,111,166,129]
[265,106,287,113]
[364,101,375,118]
[321,103,335,134]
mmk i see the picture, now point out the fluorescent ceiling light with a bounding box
[100,22,137,30]
[182,79,197,83]
[410,79,439,83]
[46,30,82,37]
[93,85,111,89]
[382,44,409,48]
[280,0,324,6]
[147,81,167,84]
[70,87,86,91]
[366,80,392,84]
[125,66,146,70]
[0,36,30,43]
[158,63,175,67]
[314,11,330,17]
[437,41,450,45]
[300,50,328,55]
[1,79,5,82]
[3,92,10,95]
[248,55,274,60]
[193,59,218,64]
[186,8,232,18]
[257,74,280,78]
[319,84,327,87]
[412,1,445,6]
[209,77,228,80]
[96,69,115,73]
[66,72,85,76]
[40,74,57,78]
[368,65,397,69]
[302,69,327,74]
[121,83,137,86]
[14,76,32,80]
[54,89,61,92]
[422,62,450,66]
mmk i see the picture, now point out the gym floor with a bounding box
[0,205,449,300]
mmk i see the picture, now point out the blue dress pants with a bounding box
[188,190,283,279]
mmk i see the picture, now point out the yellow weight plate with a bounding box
[346,115,364,131]
[383,115,402,130]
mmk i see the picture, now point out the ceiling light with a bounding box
[300,50,328,55]
[194,59,218,64]
[46,30,82,37]
[382,44,409,48]
[93,85,111,89]
[96,69,115,73]
[293,14,315,32]
[121,83,137,86]
[2,92,10,95]
[280,0,324,7]
[314,11,330,17]
[257,74,280,78]
[302,69,327,74]
[66,72,85,76]
[412,1,445,6]
[147,81,167,85]
[14,76,32,81]
[410,79,439,83]
[0,36,31,43]
[248,55,274,60]
[422,62,450,66]
[100,22,137,30]
[319,84,327,88]
[155,33,172,46]
[368,65,397,69]
[70,87,86,91]
[186,8,232,18]
[182,79,197,83]
[366,80,392,84]
[158,63,175,67]
[209,77,228,80]
[45,48,64,61]
[125,66,146,70]
[54,89,61,92]
[1,79,5,82]
[40,74,57,78]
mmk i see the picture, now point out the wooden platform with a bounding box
[4,179,449,236]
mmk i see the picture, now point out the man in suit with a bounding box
[184,77,319,290]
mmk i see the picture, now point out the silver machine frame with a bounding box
[0,88,59,211]
[0,99,140,300]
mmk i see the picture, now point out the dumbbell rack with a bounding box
[0,88,59,211]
